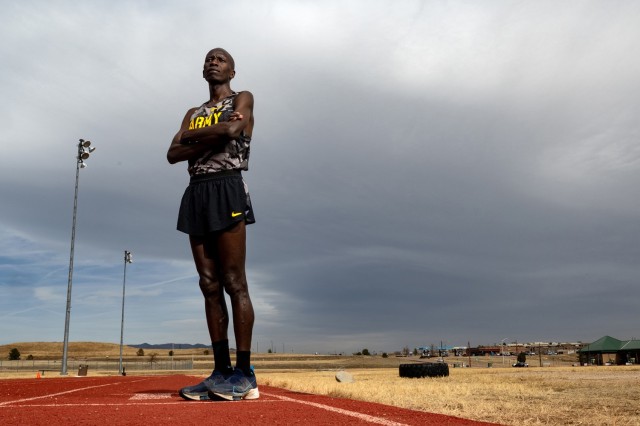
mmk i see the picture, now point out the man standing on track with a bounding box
[167,47,258,401]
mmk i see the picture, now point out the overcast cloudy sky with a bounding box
[1,1,639,354]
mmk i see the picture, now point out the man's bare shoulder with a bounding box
[235,91,254,100]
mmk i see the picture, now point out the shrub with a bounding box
[9,348,20,360]
[137,348,145,356]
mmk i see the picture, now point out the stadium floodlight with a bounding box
[61,139,97,376]
[119,250,133,375]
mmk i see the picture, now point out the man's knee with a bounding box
[199,274,222,298]
[221,271,247,297]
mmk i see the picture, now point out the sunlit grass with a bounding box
[259,367,640,425]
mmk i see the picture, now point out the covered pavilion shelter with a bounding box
[578,336,640,366]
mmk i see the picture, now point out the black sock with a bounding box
[212,340,232,374]
[236,351,252,375]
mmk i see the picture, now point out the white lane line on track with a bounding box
[0,379,148,407]
[130,393,173,400]
[1,401,286,407]
[261,392,408,426]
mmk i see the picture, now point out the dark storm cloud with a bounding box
[1,1,639,352]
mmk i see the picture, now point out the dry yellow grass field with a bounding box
[259,367,640,425]
[2,342,639,425]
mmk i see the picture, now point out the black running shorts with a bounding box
[177,170,256,236]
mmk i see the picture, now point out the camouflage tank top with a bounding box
[187,92,251,176]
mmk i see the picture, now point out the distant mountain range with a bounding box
[130,343,212,350]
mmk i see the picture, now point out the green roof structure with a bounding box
[579,336,622,352]
[578,335,640,353]
[620,340,640,351]
[577,335,640,365]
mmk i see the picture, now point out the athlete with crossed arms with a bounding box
[167,47,258,401]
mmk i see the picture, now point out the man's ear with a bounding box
[230,70,236,80]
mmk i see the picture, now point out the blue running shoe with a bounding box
[208,367,259,401]
[179,371,227,401]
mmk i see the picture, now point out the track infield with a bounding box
[0,375,498,425]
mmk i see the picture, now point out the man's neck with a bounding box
[208,83,233,103]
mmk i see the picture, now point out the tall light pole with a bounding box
[119,250,133,375]
[501,338,509,366]
[61,139,96,375]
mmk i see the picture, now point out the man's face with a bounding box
[203,49,235,83]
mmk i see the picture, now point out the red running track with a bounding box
[0,375,499,425]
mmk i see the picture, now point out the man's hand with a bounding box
[228,111,244,121]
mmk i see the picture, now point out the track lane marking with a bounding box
[262,392,408,426]
[130,393,173,400]
[2,400,285,407]
[0,379,148,407]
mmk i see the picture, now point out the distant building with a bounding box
[468,346,502,356]
[578,336,640,365]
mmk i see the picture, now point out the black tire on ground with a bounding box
[399,362,449,378]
